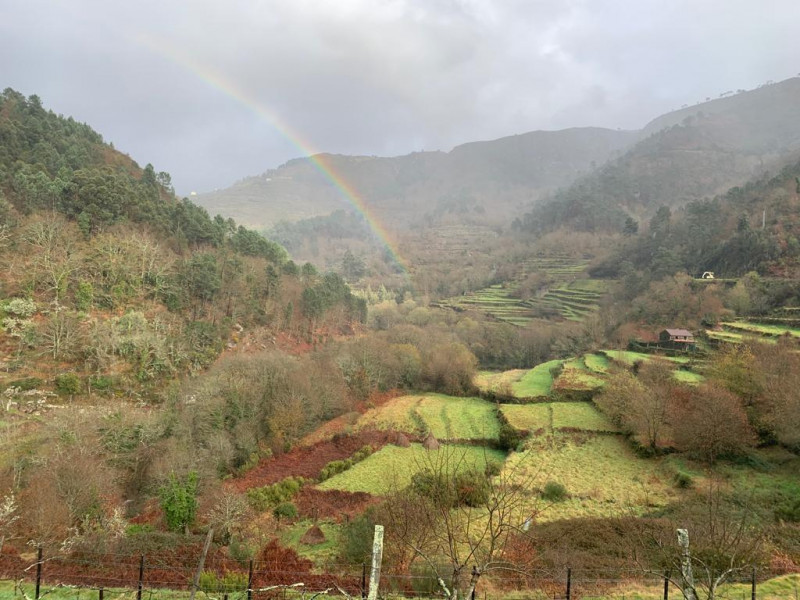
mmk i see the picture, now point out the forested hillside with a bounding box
[518,78,800,233]
[0,88,366,396]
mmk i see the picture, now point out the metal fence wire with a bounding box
[1,550,799,600]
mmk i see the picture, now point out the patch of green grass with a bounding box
[500,404,551,432]
[474,370,526,394]
[551,403,618,432]
[317,444,506,495]
[554,358,605,391]
[279,519,342,562]
[505,434,676,522]
[512,360,563,398]
[355,394,500,440]
[673,370,704,384]
[723,321,800,338]
[583,353,610,373]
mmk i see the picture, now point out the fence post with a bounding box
[247,559,254,600]
[136,555,144,600]
[367,525,385,600]
[99,587,104,600]
[565,568,571,600]
[751,567,756,600]
[361,562,367,600]
[663,570,670,600]
[34,547,42,600]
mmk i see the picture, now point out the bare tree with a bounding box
[634,480,765,600]
[380,446,546,600]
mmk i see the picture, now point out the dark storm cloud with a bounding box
[2,0,798,194]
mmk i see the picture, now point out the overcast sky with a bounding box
[2,0,799,195]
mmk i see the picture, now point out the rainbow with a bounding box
[135,33,408,272]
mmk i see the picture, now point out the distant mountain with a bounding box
[195,127,638,230]
[522,78,800,233]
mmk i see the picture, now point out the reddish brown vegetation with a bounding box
[295,488,380,522]
[228,431,393,492]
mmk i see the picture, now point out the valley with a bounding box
[2,79,800,600]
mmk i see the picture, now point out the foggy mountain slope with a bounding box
[195,127,637,231]
[522,77,800,233]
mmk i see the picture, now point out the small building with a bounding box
[659,328,695,344]
[701,271,715,279]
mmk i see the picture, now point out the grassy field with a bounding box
[583,353,610,373]
[435,258,610,326]
[553,357,605,391]
[500,402,617,433]
[723,320,800,338]
[317,444,506,495]
[512,359,563,397]
[280,519,342,561]
[354,394,500,440]
[474,369,526,394]
[505,434,676,522]
[673,369,704,384]
[551,403,618,432]
[500,403,552,431]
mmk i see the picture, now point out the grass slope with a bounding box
[317,444,506,495]
[500,403,617,433]
[505,434,676,522]
[354,394,500,440]
[512,360,563,397]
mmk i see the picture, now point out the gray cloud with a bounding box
[1,0,798,194]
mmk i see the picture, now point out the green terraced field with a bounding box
[500,403,552,431]
[512,359,564,397]
[551,403,618,432]
[553,357,605,391]
[354,394,500,440]
[435,257,611,326]
[501,402,617,433]
[317,444,506,494]
[474,369,527,394]
[722,321,800,338]
[584,353,610,373]
[505,434,676,521]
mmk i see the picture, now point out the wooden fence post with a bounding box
[565,568,571,600]
[99,587,104,600]
[190,528,214,600]
[34,547,42,600]
[247,559,254,600]
[361,562,367,600]
[663,570,670,600]
[751,567,756,600]
[136,555,144,600]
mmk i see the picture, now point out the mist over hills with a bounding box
[196,127,637,230]
[198,77,800,235]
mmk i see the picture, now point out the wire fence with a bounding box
[1,549,799,600]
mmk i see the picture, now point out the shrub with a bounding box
[338,511,376,564]
[541,481,568,502]
[246,476,304,512]
[673,471,694,489]
[5,298,37,318]
[198,570,249,593]
[273,502,298,520]
[318,446,373,481]
[54,373,81,398]
[89,374,114,394]
[159,471,199,532]
[497,422,525,452]
[4,377,43,391]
